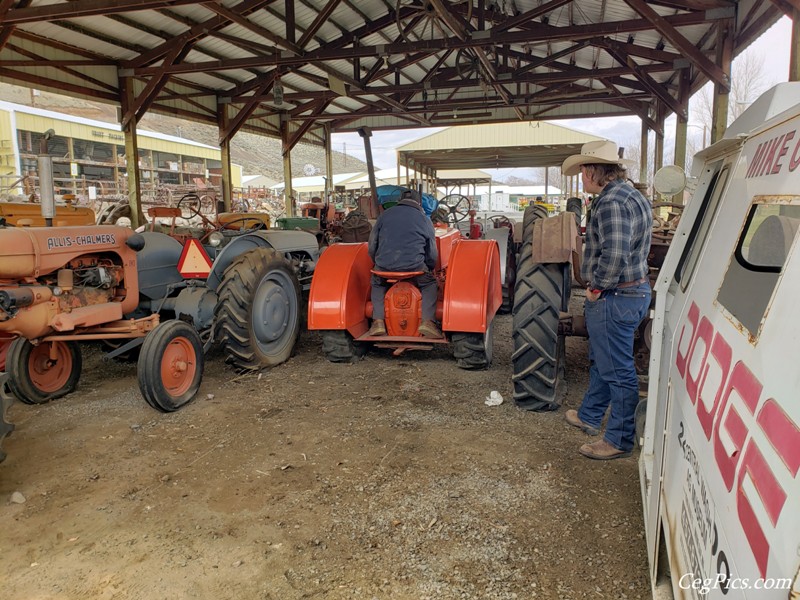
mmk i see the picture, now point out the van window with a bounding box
[717,197,800,338]
[675,165,729,290]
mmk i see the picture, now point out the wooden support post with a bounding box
[357,126,379,215]
[791,9,800,82]
[217,102,232,212]
[640,120,649,187]
[324,124,333,201]
[120,78,145,229]
[281,115,294,217]
[674,118,687,171]
[654,120,664,175]
[711,20,732,144]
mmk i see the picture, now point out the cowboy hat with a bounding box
[561,140,634,176]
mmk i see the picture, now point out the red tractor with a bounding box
[307,224,502,368]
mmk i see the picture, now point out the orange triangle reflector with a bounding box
[177,238,213,278]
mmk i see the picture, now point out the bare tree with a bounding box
[692,50,771,130]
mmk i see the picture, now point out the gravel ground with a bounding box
[1,313,650,600]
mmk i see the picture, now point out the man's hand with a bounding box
[586,289,602,302]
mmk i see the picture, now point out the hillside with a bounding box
[0,84,368,182]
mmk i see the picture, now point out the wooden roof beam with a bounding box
[623,0,731,90]
[767,0,800,15]
[4,0,201,25]
[127,0,277,68]
[0,0,31,51]
[297,0,343,49]
[219,72,279,143]
[121,41,192,128]
[602,41,685,118]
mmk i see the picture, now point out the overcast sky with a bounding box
[332,16,793,180]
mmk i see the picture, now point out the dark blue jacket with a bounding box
[368,201,437,272]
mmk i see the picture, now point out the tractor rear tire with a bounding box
[512,256,570,411]
[522,204,549,240]
[138,320,204,412]
[321,330,367,363]
[452,320,494,370]
[214,248,301,371]
[7,339,82,405]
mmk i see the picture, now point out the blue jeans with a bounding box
[578,283,650,451]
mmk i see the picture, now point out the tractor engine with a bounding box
[0,225,141,340]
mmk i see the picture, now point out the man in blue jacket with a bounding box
[367,190,441,338]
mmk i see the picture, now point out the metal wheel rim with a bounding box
[29,342,72,393]
[161,337,196,397]
[252,269,297,355]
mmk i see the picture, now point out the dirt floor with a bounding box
[1,313,651,600]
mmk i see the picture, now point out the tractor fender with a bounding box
[206,230,319,291]
[307,243,372,338]
[443,239,502,333]
[137,232,185,301]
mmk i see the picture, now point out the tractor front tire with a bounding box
[512,259,569,411]
[7,339,82,404]
[321,330,366,363]
[214,248,301,371]
[451,320,494,370]
[138,320,204,412]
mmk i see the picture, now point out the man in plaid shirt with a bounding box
[561,141,653,460]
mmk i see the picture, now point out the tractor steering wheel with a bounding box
[437,194,471,223]
[177,193,203,219]
[177,193,217,229]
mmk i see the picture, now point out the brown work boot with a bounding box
[565,409,600,436]
[417,320,443,339]
[579,439,632,461]
[367,319,386,336]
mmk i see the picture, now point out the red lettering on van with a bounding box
[676,303,700,378]
[747,142,768,178]
[674,302,798,577]
[686,317,713,406]
[771,130,795,174]
[713,361,761,490]
[696,334,732,439]
[757,399,800,477]
[737,441,784,577]
[758,135,784,177]
[790,134,800,171]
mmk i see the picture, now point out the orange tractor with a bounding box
[307,224,502,368]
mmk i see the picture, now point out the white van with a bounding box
[641,83,800,598]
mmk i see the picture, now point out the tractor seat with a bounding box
[371,269,425,283]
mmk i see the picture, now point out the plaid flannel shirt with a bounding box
[581,178,653,290]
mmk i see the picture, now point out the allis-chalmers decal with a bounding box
[46,233,116,250]
[675,301,800,578]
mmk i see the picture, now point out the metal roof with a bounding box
[0,0,785,148]
[397,120,605,169]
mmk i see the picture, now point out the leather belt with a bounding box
[616,276,648,289]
